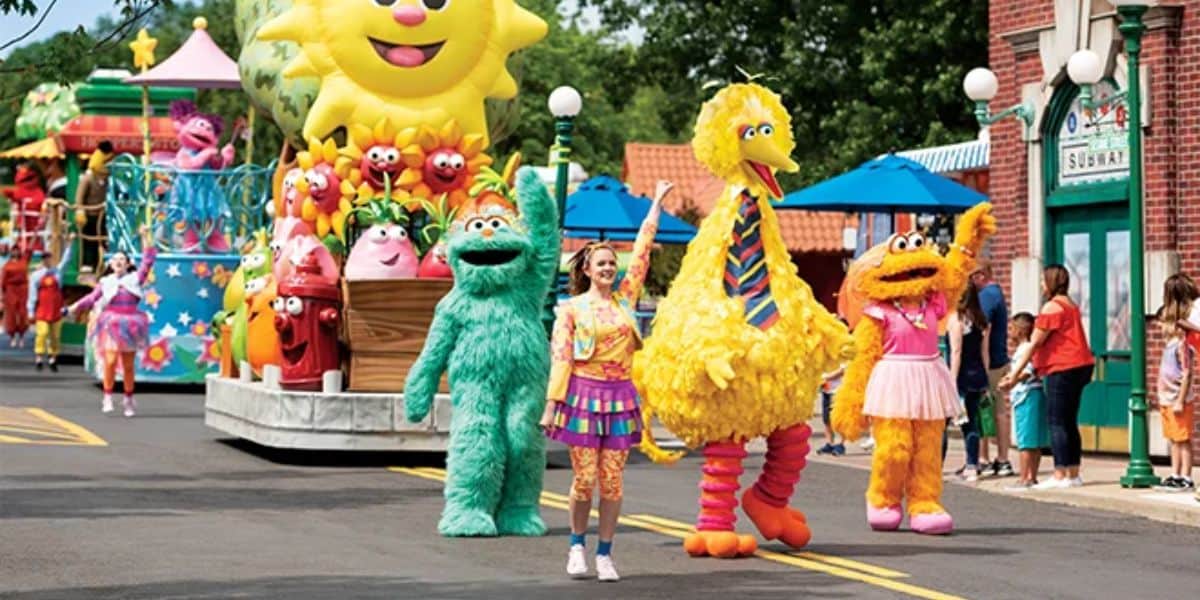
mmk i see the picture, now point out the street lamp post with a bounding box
[962,67,1035,133]
[544,86,583,335]
[1064,0,1157,488]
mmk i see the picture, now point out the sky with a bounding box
[0,0,640,59]
[0,0,122,58]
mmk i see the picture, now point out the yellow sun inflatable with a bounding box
[397,119,492,208]
[257,0,547,142]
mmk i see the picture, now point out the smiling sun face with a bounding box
[258,0,547,142]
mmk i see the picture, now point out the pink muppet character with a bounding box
[170,100,236,253]
[275,234,338,287]
[344,199,417,280]
[272,168,310,253]
[345,224,418,280]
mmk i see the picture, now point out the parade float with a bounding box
[204,0,547,450]
[66,19,273,384]
[0,70,193,356]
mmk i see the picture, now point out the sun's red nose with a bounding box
[392,5,426,25]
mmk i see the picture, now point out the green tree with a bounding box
[581,0,988,186]
[489,0,676,178]
[0,0,283,165]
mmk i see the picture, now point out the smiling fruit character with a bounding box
[345,224,419,280]
[245,277,283,377]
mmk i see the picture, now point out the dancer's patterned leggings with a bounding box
[102,351,136,395]
[569,447,629,502]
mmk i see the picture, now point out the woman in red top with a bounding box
[1002,265,1094,489]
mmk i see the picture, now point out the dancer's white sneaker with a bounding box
[101,394,114,414]
[122,395,136,418]
[595,555,620,582]
[566,544,588,579]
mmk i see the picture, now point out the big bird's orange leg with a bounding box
[683,441,758,558]
[742,422,813,549]
[907,419,954,535]
[865,418,912,531]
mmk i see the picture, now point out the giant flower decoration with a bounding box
[397,119,491,209]
[198,337,220,365]
[143,288,162,310]
[337,119,412,204]
[142,338,175,372]
[296,137,353,242]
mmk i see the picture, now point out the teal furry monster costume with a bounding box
[405,168,560,537]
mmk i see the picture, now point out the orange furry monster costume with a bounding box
[634,83,853,558]
[832,203,995,535]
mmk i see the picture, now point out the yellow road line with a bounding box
[23,408,108,446]
[0,424,83,440]
[388,466,962,600]
[625,512,909,579]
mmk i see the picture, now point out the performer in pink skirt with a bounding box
[68,227,156,417]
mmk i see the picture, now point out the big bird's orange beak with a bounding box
[741,134,799,199]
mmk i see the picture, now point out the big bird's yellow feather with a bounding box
[634,83,852,451]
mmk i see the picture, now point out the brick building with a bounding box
[984,0,1193,454]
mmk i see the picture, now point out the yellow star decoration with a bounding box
[257,0,547,142]
[129,28,158,70]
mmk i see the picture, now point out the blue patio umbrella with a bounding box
[776,154,987,214]
[563,175,698,244]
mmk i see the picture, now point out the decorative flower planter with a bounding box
[342,278,453,393]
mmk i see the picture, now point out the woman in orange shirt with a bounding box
[1001,265,1094,489]
[540,181,670,582]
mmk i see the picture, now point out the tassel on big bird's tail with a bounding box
[640,404,685,464]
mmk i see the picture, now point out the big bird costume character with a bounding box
[832,203,995,535]
[634,83,854,558]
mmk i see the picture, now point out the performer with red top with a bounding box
[27,235,75,371]
[2,245,30,348]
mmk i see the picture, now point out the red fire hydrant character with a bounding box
[273,253,341,390]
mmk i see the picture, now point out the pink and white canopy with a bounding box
[125,17,241,90]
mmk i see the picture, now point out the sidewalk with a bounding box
[804,418,1200,529]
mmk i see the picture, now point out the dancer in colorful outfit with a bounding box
[2,246,30,348]
[541,181,671,582]
[67,227,155,417]
[27,235,74,371]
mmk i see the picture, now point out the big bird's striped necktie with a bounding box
[724,190,779,330]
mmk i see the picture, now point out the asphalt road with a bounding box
[2,339,1199,600]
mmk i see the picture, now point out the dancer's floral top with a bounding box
[74,247,157,315]
[547,218,658,400]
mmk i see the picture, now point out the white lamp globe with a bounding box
[963,68,999,102]
[1067,50,1104,85]
[548,86,583,118]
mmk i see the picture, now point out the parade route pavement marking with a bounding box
[389,466,964,600]
[0,407,108,446]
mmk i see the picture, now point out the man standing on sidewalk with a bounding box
[974,262,1014,477]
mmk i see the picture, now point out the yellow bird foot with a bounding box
[682,530,757,558]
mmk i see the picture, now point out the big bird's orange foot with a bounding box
[683,531,758,558]
[742,488,812,549]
